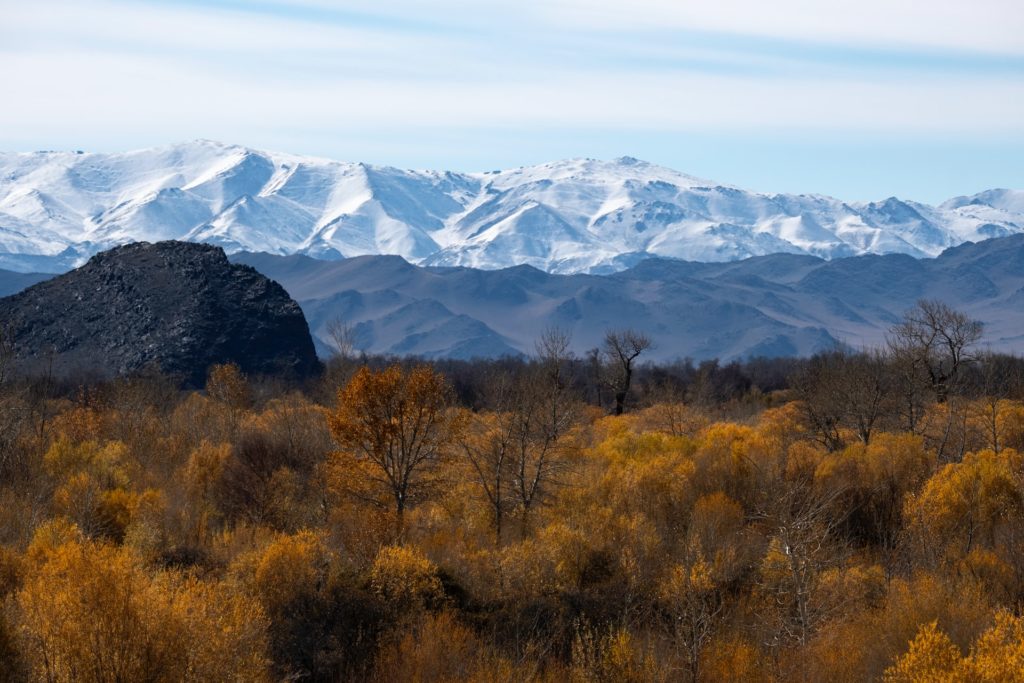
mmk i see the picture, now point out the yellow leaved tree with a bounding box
[15,533,270,682]
[328,364,462,538]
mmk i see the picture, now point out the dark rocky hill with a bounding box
[0,241,320,386]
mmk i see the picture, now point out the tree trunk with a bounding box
[613,391,627,416]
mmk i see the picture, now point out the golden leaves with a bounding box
[369,544,445,616]
[15,537,271,682]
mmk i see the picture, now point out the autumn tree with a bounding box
[660,557,723,682]
[603,329,653,415]
[16,534,270,682]
[205,362,253,439]
[371,611,552,683]
[328,364,461,537]
[369,544,445,619]
[903,448,1023,561]
[964,610,1024,680]
[570,624,662,683]
[206,361,253,410]
[200,396,333,530]
[966,353,1024,453]
[814,433,933,562]
[883,621,963,682]
[230,530,384,679]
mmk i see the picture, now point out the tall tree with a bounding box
[603,329,653,415]
[512,328,581,536]
[458,371,520,545]
[327,364,460,537]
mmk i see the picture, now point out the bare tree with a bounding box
[752,478,852,672]
[791,352,848,452]
[510,328,581,536]
[324,317,357,359]
[888,299,983,404]
[585,347,603,407]
[458,370,520,545]
[841,350,893,445]
[887,343,931,434]
[966,352,1024,453]
[0,324,27,478]
[535,327,573,384]
[461,353,581,541]
[602,329,653,415]
[794,349,894,450]
[534,327,576,440]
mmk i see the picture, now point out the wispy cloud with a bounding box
[0,0,1021,201]
[537,0,1024,55]
[5,48,1021,132]
[223,0,1024,55]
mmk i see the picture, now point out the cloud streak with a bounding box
[3,48,1021,133]
[0,0,1021,201]
[538,0,1024,55]
[237,0,1024,55]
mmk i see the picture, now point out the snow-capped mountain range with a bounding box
[1,140,1022,274]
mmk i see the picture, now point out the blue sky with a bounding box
[1,0,1022,203]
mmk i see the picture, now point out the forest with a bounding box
[2,299,1024,682]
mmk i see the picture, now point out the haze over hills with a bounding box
[229,234,1024,362]
[1,140,1022,274]
[1,234,1021,363]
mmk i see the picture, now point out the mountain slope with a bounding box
[1,142,1021,274]
[230,234,1024,362]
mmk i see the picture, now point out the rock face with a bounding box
[0,241,320,386]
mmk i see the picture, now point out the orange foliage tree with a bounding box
[16,533,270,682]
[328,364,462,537]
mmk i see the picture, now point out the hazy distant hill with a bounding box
[0,269,52,297]
[229,234,1024,361]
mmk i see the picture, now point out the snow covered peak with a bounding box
[942,188,1024,213]
[0,141,1021,274]
[480,156,716,191]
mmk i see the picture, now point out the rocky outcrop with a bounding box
[0,241,320,386]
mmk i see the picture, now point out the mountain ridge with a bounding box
[1,140,1022,274]
[229,234,1024,361]
[2,235,1021,362]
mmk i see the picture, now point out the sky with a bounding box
[1,0,1022,203]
